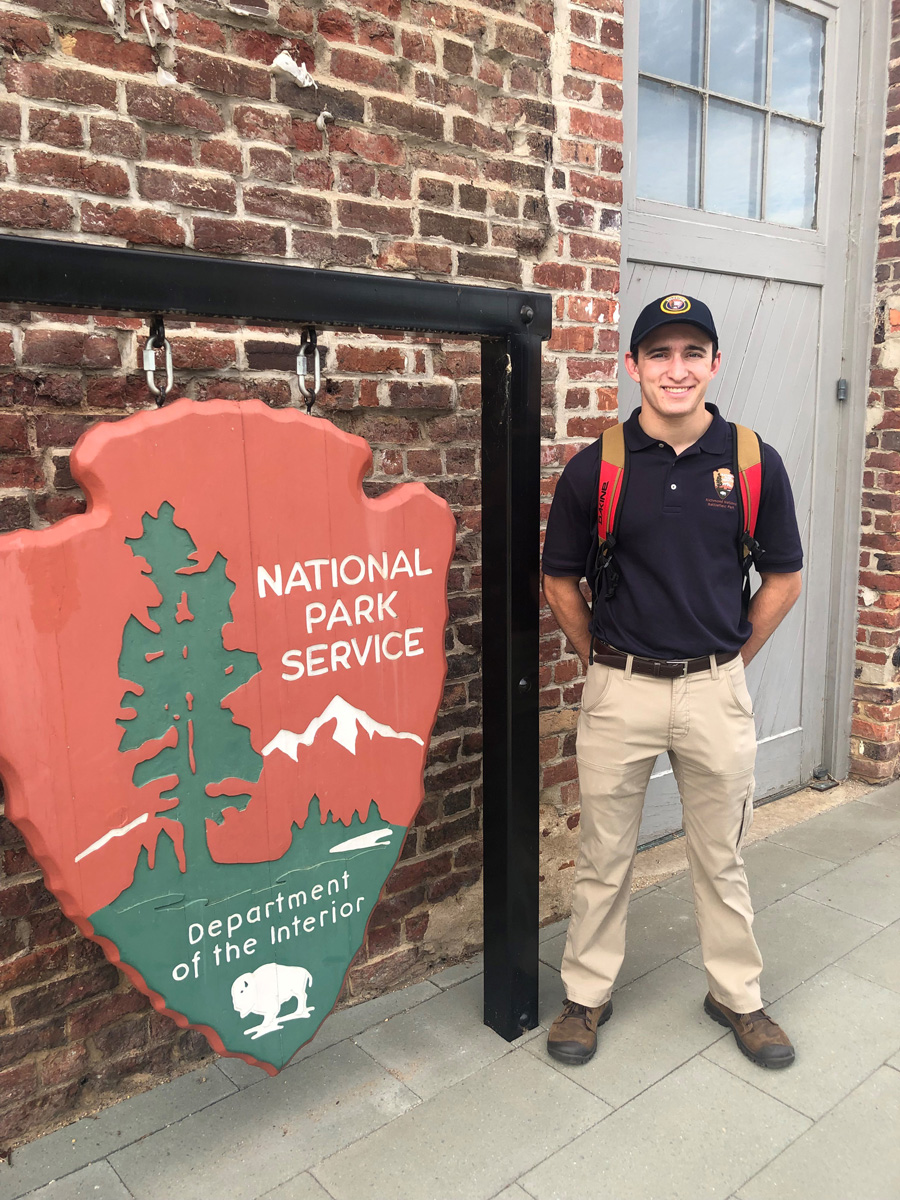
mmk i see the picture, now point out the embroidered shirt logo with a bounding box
[713,468,735,499]
[660,294,691,315]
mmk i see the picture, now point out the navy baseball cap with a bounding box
[629,294,718,356]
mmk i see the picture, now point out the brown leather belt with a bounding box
[592,639,736,679]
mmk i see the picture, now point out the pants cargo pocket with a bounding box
[736,782,755,851]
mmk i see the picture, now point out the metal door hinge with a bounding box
[836,378,848,402]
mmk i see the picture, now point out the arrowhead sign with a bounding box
[0,400,457,1072]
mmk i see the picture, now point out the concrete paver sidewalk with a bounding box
[4,786,900,1200]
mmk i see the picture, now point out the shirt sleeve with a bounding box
[753,443,804,573]
[541,444,598,579]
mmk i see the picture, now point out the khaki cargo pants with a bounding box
[561,653,763,1014]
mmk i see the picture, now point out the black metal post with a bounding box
[481,330,542,1039]
[0,234,549,1042]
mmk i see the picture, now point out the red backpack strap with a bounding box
[731,422,766,614]
[734,423,763,545]
[597,422,627,548]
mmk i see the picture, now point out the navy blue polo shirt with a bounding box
[541,404,803,659]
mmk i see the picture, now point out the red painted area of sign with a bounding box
[0,399,456,923]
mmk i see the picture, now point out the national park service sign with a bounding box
[0,399,456,1072]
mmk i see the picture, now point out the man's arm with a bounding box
[542,574,593,668]
[741,571,802,666]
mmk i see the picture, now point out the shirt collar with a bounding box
[623,403,729,456]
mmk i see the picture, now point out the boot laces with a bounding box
[562,1000,591,1024]
[742,1007,774,1030]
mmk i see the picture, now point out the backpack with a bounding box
[590,420,766,623]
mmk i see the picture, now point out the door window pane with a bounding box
[637,80,702,207]
[639,0,704,87]
[708,0,768,105]
[772,1,825,120]
[766,116,819,227]
[705,99,764,218]
[636,0,825,229]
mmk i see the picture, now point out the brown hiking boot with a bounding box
[547,999,612,1065]
[704,993,795,1069]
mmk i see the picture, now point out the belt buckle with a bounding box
[665,659,690,677]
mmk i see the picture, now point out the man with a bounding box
[541,294,803,1069]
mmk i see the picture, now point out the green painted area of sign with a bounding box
[117,502,263,865]
[89,503,408,1069]
[90,795,406,1069]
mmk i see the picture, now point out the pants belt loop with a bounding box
[709,654,719,680]
[624,653,634,681]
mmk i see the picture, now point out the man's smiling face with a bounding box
[624,323,721,422]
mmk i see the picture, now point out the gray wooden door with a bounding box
[622,0,862,843]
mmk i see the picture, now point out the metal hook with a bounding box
[143,315,173,407]
[297,327,321,413]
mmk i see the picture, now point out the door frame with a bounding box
[620,0,888,787]
[824,0,890,778]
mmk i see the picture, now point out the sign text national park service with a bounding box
[0,399,456,1072]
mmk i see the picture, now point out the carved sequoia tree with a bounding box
[117,502,262,868]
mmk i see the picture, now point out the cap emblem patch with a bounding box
[713,468,735,499]
[660,294,691,315]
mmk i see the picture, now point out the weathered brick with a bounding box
[0,187,73,230]
[420,209,487,245]
[5,62,116,109]
[331,48,401,91]
[145,132,193,166]
[15,150,129,197]
[137,166,236,212]
[330,126,405,165]
[0,413,28,453]
[377,241,453,273]
[66,989,149,1039]
[34,413,97,448]
[0,495,31,532]
[336,346,406,373]
[244,186,330,224]
[40,1044,91,1088]
[318,8,354,41]
[67,29,155,73]
[193,218,287,256]
[570,41,622,78]
[125,82,224,134]
[0,372,83,409]
[338,199,413,235]
[0,945,68,991]
[0,1062,39,1108]
[88,117,140,158]
[22,330,118,368]
[81,202,187,247]
[168,337,236,370]
[198,139,242,173]
[0,101,20,140]
[175,48,271,99]
[233,105,293,145]
[358,18,394,53]
[27,108,84,149]
[11,965,120,1025]
[457,251,521,284]
[0,14,51,56]
[174,10,226,51]
[0,1022,66,1071]
[26,0,107,19]
[388,381,453,408]
[370,97,444,140]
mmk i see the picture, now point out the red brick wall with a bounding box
[852,0,900,784]
[0,0,623,1144]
